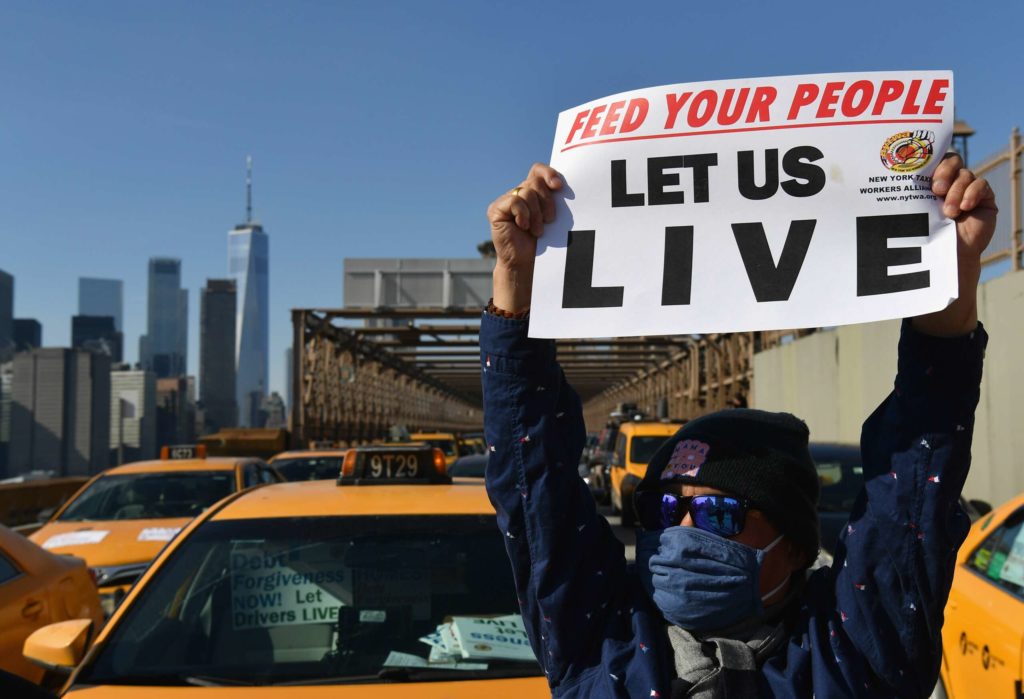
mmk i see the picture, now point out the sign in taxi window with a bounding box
[230,542,350,630]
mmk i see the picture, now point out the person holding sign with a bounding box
[481,152,994,698]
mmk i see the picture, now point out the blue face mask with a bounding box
[636,526,786,632]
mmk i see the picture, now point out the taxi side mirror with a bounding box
[23,619,94,673]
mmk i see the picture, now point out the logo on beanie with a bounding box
[660,439,710,480]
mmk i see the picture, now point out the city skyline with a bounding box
[3,2,1021,402]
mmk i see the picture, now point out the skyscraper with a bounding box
[12,319,42,352]
[229,157,269,427]
[200,279,237,433]
[9,348,111,476]
[0,269,13,360]
[72,315,123,362]
[110,367,157,465]
[78,278,123,331]
[140,258,187,378]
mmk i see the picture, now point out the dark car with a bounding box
[811,443,989,555]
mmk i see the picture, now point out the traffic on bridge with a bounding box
[3,7,1023,698]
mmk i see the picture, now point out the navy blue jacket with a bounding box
[481,312,987,698]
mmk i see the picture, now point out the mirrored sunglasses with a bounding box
[636,492,749,537]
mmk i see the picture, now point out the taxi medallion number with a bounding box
[368,453,420,479]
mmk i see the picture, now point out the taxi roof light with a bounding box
[160,444,206,460]
[336,445,452,485]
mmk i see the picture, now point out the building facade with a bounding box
[12,319,41,352]
[228,225,268,427]
[78,278,123,332]
[155,376,194,448]
[0,364,11,477]
[140,258,187,378]
[200,279,237,433]
[110,368,156,465]
[8,348,111,476]
[72,315,123,363]
[0,269,12,361]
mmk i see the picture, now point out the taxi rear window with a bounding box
[629,436,673,465]
[59,473,235,521]
[272,457,344,482]
[77,515,542,686]
[423,439,457,457]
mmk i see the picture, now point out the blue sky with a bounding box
[2,0,1021,398]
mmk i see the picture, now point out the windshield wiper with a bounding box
[270,667,540,686]
[90,674,251,687]
[376,666,541,683]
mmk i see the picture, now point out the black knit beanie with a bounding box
[636,408,820,564]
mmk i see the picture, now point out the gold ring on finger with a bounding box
[511,186,523,198]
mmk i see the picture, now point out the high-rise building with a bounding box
[110,367,157,465]
[200,279,237,433]
[12,319,41,352]
[140,258,187,378]
[0,364,12,477]
[229,157,269,427]
[0,269,12,361]
[78,278,123,331]
[156,376,194,448]
[72,315,123,363]
[261,392,287,430]
[9,348,111,476]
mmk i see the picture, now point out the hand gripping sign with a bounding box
[529,71,956,338]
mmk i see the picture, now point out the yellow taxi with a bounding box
[409,432,461,468]
[22,443,547,696]
[609,420,684,527]
[30,447,284,614]
[0,525,103,685]
[935,491,1024,699]
[268,449,349,481]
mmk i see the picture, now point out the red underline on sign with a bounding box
[559,118,946,153]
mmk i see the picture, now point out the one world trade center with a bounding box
[228,157,269,427]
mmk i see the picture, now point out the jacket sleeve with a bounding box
[829,320,987,696]
[480,311,631,688]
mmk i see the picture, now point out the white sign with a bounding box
[137,527,181,542]
[530,71,956,338]
[230,549,348,630]
[42,530,109,549]
[450,615,535,661]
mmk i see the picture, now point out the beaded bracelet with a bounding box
[486,297,531,320]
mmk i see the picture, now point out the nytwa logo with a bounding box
[880,130,935,173]
[660,439,710,480]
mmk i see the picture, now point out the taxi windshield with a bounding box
[272,457,344,481]
[58,473,235,521]
[77,515,542,686]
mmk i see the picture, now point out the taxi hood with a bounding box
[63,677,548,697]
[29,519,192,568]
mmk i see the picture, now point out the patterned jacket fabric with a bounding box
[481,311,987,698]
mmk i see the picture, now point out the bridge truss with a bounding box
[291,307,806,444]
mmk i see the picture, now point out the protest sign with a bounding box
[529,71,956,338]
[230,547,348,630]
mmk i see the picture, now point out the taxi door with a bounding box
[0,549,51,683]
[944,508,1024,699]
